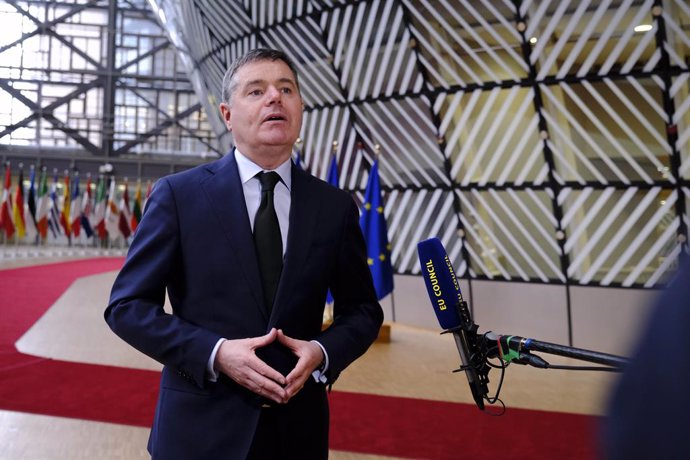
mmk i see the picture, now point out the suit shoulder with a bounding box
[159,157,226,189]
[300,170,353,203]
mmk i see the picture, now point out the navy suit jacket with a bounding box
[602,255,690,460]
[105,152,383,459]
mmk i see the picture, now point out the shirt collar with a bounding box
[234,148,292,191]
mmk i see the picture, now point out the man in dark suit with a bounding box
[105,48,383,460]
[601,255,690,460]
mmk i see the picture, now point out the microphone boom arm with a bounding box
[485,332,628,369]
[454,298,628,412]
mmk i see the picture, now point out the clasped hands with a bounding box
[214,328,324,404]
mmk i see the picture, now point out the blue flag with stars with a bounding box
[326,153,338,187]
[294,149,304,171]
[325,153,339,304]
[359,159,394,300]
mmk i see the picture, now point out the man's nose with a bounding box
[265,86,281,103]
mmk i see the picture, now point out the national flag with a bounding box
[25,164,38,240]
[59,170,71,237]
[35,167,50,239]
[80,175,94,238]
[326,153,339,187]
[92,175,107,239]
[104,177,121,240]
[130,180,142,232]
[326,153,339,304]
[1,163,16,239]
[359,159,394,300]
[294,149,304,170]
[69,173,82,237]
[118,179,132,239]
[27,165,37,222]
[143,179,152,210]
[48,170,63,239]
[12,165,26,238]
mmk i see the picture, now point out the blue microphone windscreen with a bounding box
[417,237,463,330]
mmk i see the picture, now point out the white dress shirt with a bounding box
[206,149,329,383]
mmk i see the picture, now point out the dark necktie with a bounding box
[254,171,283,312]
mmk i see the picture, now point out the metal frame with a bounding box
[0,0,222,179]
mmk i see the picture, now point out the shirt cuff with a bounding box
[206,338,225,382]
[310,340,329,384]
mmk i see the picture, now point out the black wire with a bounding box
[485,368,504,404]
[546,364,622,372]
[483,398,506,416]
[486,358,508,369]
[475,352,507,415]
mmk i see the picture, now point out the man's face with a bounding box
[220,59,303,158]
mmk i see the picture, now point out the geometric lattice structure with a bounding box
[147,0,690,289]
[1,0,687,292]
[0,0,221,179]
[151,0,690,290]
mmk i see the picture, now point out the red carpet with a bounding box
[0,259,159,426]
[0,259,599,459]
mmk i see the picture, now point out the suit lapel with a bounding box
[272,164,320,320]
[199,153,268,319]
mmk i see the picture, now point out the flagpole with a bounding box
[15,162,24,254]
[323,139,340,313]
[66,170,72,249]
[294,137,305,172]
[390,291,397,322]
[331,140,338,186]
[14,163,20,252]
[371,143,396,325]
[374,144,396,323]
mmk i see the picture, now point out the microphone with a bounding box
[417,237,489,410]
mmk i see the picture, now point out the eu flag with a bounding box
[326,153,339,187]
[359,159,394,300]
[294,149,304,171]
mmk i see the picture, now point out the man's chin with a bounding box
[258,134,299,149]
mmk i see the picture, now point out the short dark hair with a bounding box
[221,48,300,104]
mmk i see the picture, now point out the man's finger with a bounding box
[284,369,309,400]
[250,358,287,387]
[252,327,278,348]
[284,361,313,391]
[232,363,287,402]
[275,329,296,350]
[249,371,288,403]
[215,335,286,388]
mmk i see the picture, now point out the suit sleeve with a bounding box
[104,178,222,388]
[316,197,384,382]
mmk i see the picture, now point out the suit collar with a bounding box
[234,149,292,192]
[200,154,322,324]
[200,152,267,317]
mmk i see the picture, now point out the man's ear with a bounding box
[219,102,232,131]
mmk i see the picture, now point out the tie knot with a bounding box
[257,171,281,192]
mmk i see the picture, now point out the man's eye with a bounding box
[281,87,292,94]
[249,89,263,96]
